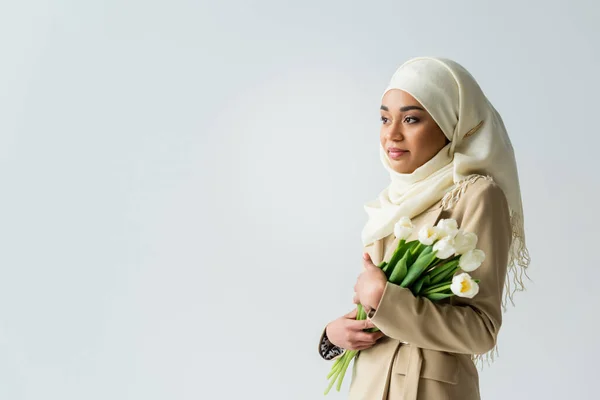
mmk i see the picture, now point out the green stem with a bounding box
[327,359,342,379]
[428,260,457,278]
[335,350,356,392]
[430,253,457,269]
[427,263,460,286]
[331,356,342,370]
[422,283,451,295]
[325,352,351,395]
[411,242,423,255]
[423,280,453,292]
[438,266,460,283]
[324,367,341,395]
[357,303,370,322]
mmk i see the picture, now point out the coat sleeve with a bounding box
[368,179,512,355]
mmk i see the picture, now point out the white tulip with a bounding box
[459,249,486,272]
[451,273,479,298]
[432,236,456,259]
[436,219,459,239]
[453,231,478,255]
[418,226,441,245]
[394,216,414,240]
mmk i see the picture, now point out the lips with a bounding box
[388,148,408,159]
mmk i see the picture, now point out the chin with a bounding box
[390,161,414,174]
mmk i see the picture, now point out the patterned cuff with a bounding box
[367,307,377,319]
[319,329,345,360]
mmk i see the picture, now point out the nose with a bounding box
[385,121,404,141]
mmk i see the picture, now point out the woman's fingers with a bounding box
[351,343,377,351]
[348,317,376,331]
[328,309,385,350]
[353,331,384,344]
[348,333,385,350]
[327,311,359,348]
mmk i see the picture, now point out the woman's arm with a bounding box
[368,180,512,354]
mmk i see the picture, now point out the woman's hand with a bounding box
[354,253,387,312]
[325,309,385,351]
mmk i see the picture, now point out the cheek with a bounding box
[415,135,436,157]
[413,126,446,158]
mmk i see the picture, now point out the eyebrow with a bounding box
[380,105,425,112]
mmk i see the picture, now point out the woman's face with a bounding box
[380,89,449,174]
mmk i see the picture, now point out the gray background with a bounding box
[1,0,598,399]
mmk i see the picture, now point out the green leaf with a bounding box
[401,250,437,288]
[400,240,419,255]
[409,244,432,265]
[382,240,407,276]
[388,251,409,284]
[412,275,430,295]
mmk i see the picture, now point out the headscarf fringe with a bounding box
[441,174,531,368]
[440,174,494,211]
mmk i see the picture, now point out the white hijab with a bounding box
[362,57,529,309]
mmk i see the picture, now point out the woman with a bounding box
[318,57,530,400]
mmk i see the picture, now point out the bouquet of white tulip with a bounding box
[324,217,486,395]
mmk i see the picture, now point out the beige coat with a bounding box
[319,177,512,400]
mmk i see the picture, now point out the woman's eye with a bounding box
[380,116,389,124]
[404,116,419,124]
